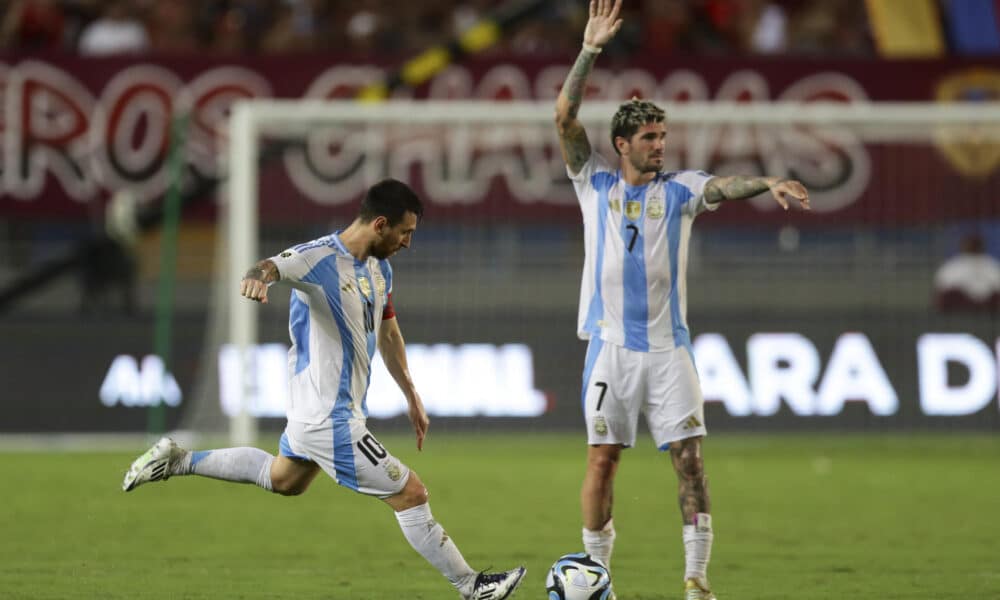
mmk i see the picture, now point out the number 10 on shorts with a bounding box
[357,433,387,466]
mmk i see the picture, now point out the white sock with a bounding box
[174,448,274,492]
[582,518,616,570]
[395,503,477,596]
[683,512,714,580]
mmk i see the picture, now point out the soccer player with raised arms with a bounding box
[121,178,525,600]
[554,2,811,598]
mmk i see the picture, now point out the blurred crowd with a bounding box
[0,0,875,57]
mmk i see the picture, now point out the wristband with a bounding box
[582,43,602,54]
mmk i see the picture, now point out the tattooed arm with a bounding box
[554,49,599,174]
[704,175,811,211]
[240,259,280,304]
[555,0,623,174]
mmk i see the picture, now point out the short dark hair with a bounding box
[358,178,424,225]
[610,99,666,155]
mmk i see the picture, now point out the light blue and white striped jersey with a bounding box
[569,152,718,353]
[269,232,393,424]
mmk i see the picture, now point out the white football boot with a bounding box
[122,437,186,492]
[466,566,526,600]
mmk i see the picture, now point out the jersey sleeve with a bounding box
[675,170,719,217]
[269,243,322,282]
[567,151,615,208]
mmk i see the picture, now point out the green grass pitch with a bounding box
[1,433,998,599]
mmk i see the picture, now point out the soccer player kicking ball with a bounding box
[554,2,811,599]
[122,178,525,600]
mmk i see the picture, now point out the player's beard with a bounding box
[371,238,398,259]
[630,154,662,174]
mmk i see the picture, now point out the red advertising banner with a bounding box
[1,55,998,225]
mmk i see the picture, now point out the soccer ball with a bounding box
[545,552,613,600]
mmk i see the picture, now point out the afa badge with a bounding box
[384,461,403,482]
[358,276,372,298]
[647,200,665,219]
[593,416,608,436]
[935,68,1000,177]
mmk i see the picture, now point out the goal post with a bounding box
[225,103,260,447]
[218,99,1000,445]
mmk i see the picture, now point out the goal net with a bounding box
[184,100,1000,444]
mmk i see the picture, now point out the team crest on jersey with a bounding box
[625,200,642,221]
[609,198,621,213]
[647,200,665,219]
[358,276,372,298]
[384,460,403,482]
[593,416,608,436]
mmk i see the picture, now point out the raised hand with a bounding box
[583,0,624,49]
[769,179,811,211]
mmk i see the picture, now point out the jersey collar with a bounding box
[331,231,371,266]
[330,231,351,256]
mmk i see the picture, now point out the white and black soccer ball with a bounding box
[545,552,613,600]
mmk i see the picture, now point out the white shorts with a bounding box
[279,418,410,498]
[582,338,707,449]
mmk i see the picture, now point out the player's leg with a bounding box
[122,428,323,494]
[581,443,622,568]
[580,340,643,570]
[382,471,476,594]
[295,418,524,599]
[645,345,715,599]
[269,455,321,495]
[382,456,525,599]
[671,437,715,600]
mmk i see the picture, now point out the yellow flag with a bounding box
[866,0,945,57]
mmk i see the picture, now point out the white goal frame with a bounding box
[224,99,1000,444]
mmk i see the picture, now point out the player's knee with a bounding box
[272,476,310,496]
[399,472,429,506]
[587,450,620,477]
[676,445,704,480]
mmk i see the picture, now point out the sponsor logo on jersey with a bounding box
[375,274,386,297]
[683,415,702,430]
[609,198,621,213]
[625,200,642,220]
